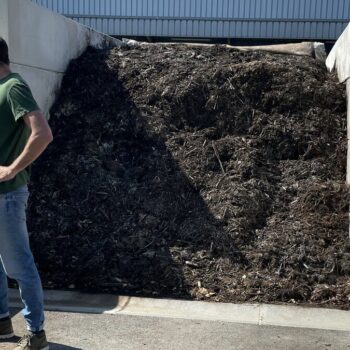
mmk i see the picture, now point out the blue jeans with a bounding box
[0,185,44,332]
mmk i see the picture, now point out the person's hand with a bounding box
[0,166,16,183]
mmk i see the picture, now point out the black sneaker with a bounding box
[0,317,14,339]
[14,331,49,350]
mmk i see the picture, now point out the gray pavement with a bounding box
[1,308,350,350]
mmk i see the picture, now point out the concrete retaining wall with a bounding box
[0,0,121,116]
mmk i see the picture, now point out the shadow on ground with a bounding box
[1,337,81,350]
[48,344,82,350]
[2,309,81,350]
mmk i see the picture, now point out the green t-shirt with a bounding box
[0,73,39,194]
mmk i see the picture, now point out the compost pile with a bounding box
[27,44,350,308]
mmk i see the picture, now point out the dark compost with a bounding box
[27,44,349,308]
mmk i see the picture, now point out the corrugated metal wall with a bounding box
[31,0,350,40]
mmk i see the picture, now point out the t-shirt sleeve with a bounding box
[7,82,40,121]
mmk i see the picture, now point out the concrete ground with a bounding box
[1,308,350,350]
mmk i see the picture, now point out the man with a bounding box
[0,37,53,350]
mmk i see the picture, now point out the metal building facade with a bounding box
[31,0,350,40]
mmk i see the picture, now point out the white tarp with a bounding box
[124,39,325,60]
[326,22,350,83]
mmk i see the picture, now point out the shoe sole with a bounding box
[0,332,15,339]
[40,346,50,350]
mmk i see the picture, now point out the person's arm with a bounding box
[0,110,53,182]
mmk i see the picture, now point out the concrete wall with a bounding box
[0,0,121,116]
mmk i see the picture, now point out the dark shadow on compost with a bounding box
[27,47,244,300]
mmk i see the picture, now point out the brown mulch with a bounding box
[27,44,350,309]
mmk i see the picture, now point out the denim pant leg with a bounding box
[0,257,9,318]
[0,186,45,332]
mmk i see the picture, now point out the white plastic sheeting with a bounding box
[327,23,350,83]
